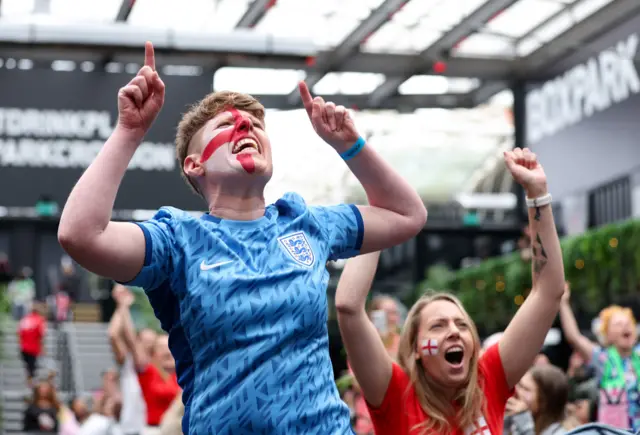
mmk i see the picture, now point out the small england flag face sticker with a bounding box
[421,339,438,356]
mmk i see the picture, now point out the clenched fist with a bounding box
[117,41,166,138]
[503,147,548,198]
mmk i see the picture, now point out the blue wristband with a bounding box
[339,137,366,161]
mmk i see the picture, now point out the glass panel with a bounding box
[313,72,386,95]
[398,76,480,94]
[485,0,563,38]
[129,0,251,32]
[49,0,122,22]
[516,37,542,56]
[534,10,573,42]
[363,0,490,53]
[256,0,373,48]
[213,67,305,95]
[572,0,614,21]
[454,33,515,57]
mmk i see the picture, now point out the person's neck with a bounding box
[616,346,633,358]
[205,184,266,221]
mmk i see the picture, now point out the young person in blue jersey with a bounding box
[58,42,427,435]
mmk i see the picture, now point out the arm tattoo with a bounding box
[534,207,541,221]
[531,233,548,275]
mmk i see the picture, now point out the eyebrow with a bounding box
[214,111,264,128]
[429,316,466,324]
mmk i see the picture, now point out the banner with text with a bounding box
[525,15,640,199]
[0,68,212,211]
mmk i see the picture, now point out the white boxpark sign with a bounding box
[526,33,640,145]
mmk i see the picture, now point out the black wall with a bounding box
[0,67,213,211]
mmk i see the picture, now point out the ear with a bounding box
[184,154,205,178]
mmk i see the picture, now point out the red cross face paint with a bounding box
[421,339,438,356]
[200,108,259,174]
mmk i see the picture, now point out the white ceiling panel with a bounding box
[454,33,515,57]
[313,72,386,95]
[213,67,305,95]
[398,76,480,95]
[256,0,374,48]
[128,0,251,32]
[485,0,563,38]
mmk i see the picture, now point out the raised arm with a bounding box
[107,288,127,366]
[559,284,596,361]
[118,293,151,372]
[298,82,427,253]
[498,148,565,389]
[335,252,393,407]
[57,42,165,283]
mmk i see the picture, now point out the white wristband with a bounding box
[526,193,552,208]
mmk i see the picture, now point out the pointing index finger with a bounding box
[144,41,156,71]
[298,81,314,118]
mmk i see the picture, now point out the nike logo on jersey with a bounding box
[200,260,234,271]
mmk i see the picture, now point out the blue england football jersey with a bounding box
[125,192,363,435]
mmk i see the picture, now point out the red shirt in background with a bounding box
[138,364,180,426]
[367,343,512,435]
[19,312,46,356]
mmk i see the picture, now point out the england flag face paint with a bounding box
[199,108,271,176]
[421,338,438,356]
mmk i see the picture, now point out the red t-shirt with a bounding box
[19,312,46,356]
[367,344,512,435]
[137,364,180,426]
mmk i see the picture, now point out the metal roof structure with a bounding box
[0,0,636,204]
[0,0,637,110]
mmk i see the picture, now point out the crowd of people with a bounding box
[3,42,639,435]
[15,284,183,435]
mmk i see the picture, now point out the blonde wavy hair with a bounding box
[397,292,485,435]
[598,305,636,345]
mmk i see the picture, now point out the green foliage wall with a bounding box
[417,219,640,334]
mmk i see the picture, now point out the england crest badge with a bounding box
[278,232,315,267]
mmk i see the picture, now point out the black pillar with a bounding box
[511,80,528,225]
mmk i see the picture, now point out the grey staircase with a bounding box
[64,322,117,393]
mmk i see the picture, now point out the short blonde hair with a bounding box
[599,305,636,343]
[175,91,265,193]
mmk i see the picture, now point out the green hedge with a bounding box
[417,219,640,333]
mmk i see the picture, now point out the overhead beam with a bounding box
[0,42,514,80]
[254,93,475,111]
[470,81,509,106]
[236,0,274,28]
[368,0,518,108]
[522,0,640,73]
[289,0,407,103]
[115,0,136,22]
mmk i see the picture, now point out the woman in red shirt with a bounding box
[336,148,565,435]
[129,332,180,427]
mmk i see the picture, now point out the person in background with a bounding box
[70,396,92,426]
[369,295,402,358]
[336,148,565,435]
[23,380,60,433]
[59,255,81,303]
[18,302,47,388]
[0,252,12,284]
[559,283,640,430]
[564,384,597,430]
[121,298,179,434]
[79,396,124,435]
[9,266,36,321]
[159,391,184,435]
[504,365,569,435]
[108,283,148,435]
